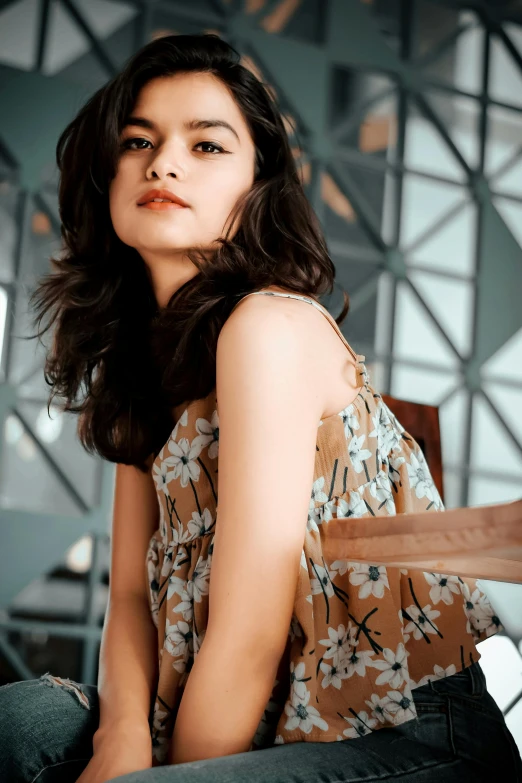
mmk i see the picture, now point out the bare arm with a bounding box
[95,458,160,740]
[170,295,324,764]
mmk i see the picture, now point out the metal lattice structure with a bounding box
[0,0,520,728]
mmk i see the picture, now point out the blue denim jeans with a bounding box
[0,662,521,782]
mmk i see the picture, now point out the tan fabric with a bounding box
[145,291,503,765]
[323,498,522,582]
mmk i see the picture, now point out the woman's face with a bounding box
[109,71,257,305]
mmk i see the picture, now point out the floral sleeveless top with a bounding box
[145,291,503,765]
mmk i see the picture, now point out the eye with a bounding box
[121,137,152,150]
[194,141,224,154]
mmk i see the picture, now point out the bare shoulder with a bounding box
[221,288,330,354]
[219,288,360,419]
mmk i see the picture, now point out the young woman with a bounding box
[0,33,520,783]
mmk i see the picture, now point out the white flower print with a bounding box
[151,703,169,763]
[336,489,368,519]
[384,688,416,724]
[319,498,338,524]
[389,453,406,477]
[193,411,219,459]
[365,693,394,724]
[167,574,186,601]
[289,661,308,701]
[368,403,401,460]
[307,506,321,533]
[339,404,360,434]
[191,556,211,603]
[146,542,160,628]
[161,529,191,576]
[372,643,410,689]
[460,581,485,637]
[172,582,194,623]
[310,476,329,506]
[424,572,461,605]
[284,686,329,734]
[368,471,396,514]
[164,436,203,488]
[273,735,284,745]
[161,544,188,578]
[474,593,502,637]
[329,559,351,576]
[348,433,372,473]
[186,507,214,539]
[319,660,344,689]
[403,603,441,640]
[414,663,457,688]
[152,459,176,495]
[343,646,376,678]
[310,562,338,598]
[406,450,436,502]
[349,563,390,600]
[318,623,355,666]
[308,477,329,531]
[165,618,193,661]
[341,710,377,738]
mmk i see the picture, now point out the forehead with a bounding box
[131,72,249,133]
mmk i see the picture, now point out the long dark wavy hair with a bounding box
[29,33,349,473]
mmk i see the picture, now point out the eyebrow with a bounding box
[123,116,240,143]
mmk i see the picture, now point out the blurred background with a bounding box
[0,0,521,756]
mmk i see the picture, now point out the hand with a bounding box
[75,721,153,783]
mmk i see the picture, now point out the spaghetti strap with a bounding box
[230,290,360,363]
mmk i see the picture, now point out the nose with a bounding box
[146,143,186,181]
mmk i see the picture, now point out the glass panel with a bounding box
[390,362,457,406]
[439,386,469,469]
[406,200,476,278]
[489,27,522,110]
[422,90,481,170]
[491,155,522,198]
[334,161,387,236]
[7,282,50,386]
[492,196,522,250]
[408,271,474,356]
[469,474,522,506]
[0,0,40,71]
[486,104,522,177]
[482,326,522,382]
[16,400,101,509]
[483,382,522,446]
[0,181,21,284]
[405,105,466,182]
[0,286,8,374]
[478,636,522,713]
[323,173,384,253]
[0,414,84,517]
[413,5,483,95]
[400,174,465,248]
[441,468,461,509]
[42,0,137,76]
[452,12,484,95]
[470,395,522,475]
[393,281,459,368]
[331,69,397,161]
[477,580,522,641]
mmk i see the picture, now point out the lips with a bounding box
[137,188,189,207]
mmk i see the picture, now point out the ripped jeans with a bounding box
[0,662,521,783]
